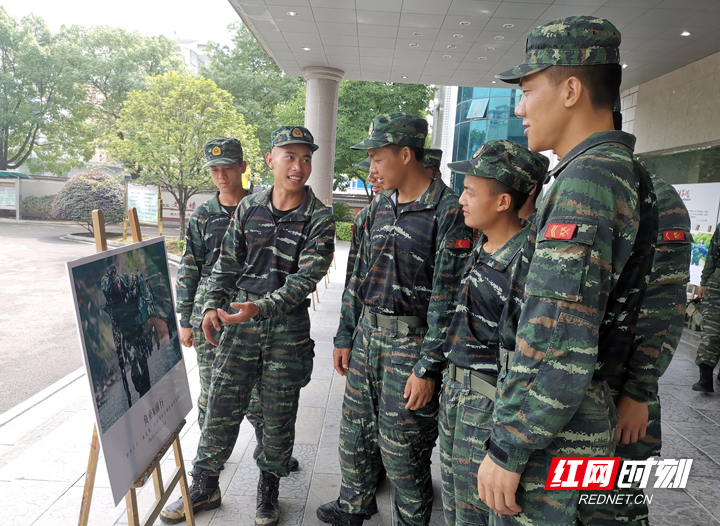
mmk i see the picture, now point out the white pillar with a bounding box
[15,178,21,220]
[302,66,344,205]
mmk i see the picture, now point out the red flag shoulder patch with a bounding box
[545,223,577,240]
[454,239,472,249]
[663,230,685,242]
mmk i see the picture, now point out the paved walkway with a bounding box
[1,240,720,525]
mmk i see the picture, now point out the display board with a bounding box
[67,237,192,505]
[673,183,720,286]
[128,184,158,224]
[0,181,15,209]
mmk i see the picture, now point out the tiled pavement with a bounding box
[1,241,720,525]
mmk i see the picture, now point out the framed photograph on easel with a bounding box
[67,236,193,506]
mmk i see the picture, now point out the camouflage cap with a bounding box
[448,140,549,194]
[423,148,443,169]
[271,125,319,152]
[203,137,243,168]
[496,16,621,83]
[355,157,372,170]
[351,113,428,150]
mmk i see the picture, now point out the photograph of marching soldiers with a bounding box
[130,13,701,526]
[70,242,182,432]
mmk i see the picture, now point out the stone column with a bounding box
[302,66,344,205]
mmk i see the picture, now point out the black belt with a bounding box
[447,362,498,400]
[362,306,427,337]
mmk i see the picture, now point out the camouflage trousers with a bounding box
[577,386,661,526]
[439,369,494,526]
[487,380,617,526]
[338,316,439,526]
[192,326,262,431]
[696,286,720,367]
[193,306,314,477]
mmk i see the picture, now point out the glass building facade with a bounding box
[641,146,720,185]
[451,87,527,194]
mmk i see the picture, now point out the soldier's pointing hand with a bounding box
[202,309,222,346]
[217,302,260,326]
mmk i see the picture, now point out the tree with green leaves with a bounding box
[108,71,262,237]
[277,80,435,202]
[202,22,304,184]
[67,25,184,142]
[0,7,94,174]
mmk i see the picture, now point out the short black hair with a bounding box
[387,144,424,162]
[545,64,622,113]
[486,178,529,211]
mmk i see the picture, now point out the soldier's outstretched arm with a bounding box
[487,168,646,475]
[253,210,335,320]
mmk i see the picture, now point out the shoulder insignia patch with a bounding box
[663,230,685,241]
[545,223,577,240]
[454,239,472,249]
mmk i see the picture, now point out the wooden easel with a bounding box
[79,208,195,526]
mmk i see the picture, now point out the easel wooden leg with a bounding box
[78,426,100,526]
[125,489,140,526]
[311,294,315,310]
[174,436,196,526]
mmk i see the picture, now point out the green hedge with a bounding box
[336,221,352,242]
[20,195,56,219]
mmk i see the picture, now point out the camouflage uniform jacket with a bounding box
[333,177,473,379]
[700,223,720,287]
[489,131,658,473]
[345,205,370,288]
[176,192,232,329]
[203,185,335,320]
[605,174,691,402]
[443,222,531,375]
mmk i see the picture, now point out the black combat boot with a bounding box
[317,498,379,523]
[328,510,366,526]
[253,425,300,472]
[692,363,715,393]
[256,471,281,526]
[160,467,221,524]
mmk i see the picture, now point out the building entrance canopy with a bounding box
[229,0,720,90]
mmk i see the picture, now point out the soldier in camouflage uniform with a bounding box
[345,157,385,288]
[580,173,691,525]
[475,16,658,525]
[694,224,720,391]
[173,138,300,474]
[317,113,473,526]
[423,148,443,180]
[162,127,335,526]
[438,141,549,526]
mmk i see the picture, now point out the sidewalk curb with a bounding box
[0,367,86,427]
[61,234,182,266]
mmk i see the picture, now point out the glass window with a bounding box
[453,125,460,161]
[467,98,489,120]
[507,119,528,147]
[490,88,511,97]
[457,100,472,123]
[488,97,511,120]
[459,87,474,103]
[452,172,466,196]
[456,121,471,161]
[487,119,508,141]
[509,89,523,115]
[468,120,487,158]
[472,87,490,99]
[642,146,720,185]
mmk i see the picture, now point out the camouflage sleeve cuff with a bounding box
[413,359,440,379]
[621,381,656,404]
[254,299,273,321]
[485,438,532,474]
[333,335,352,349]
